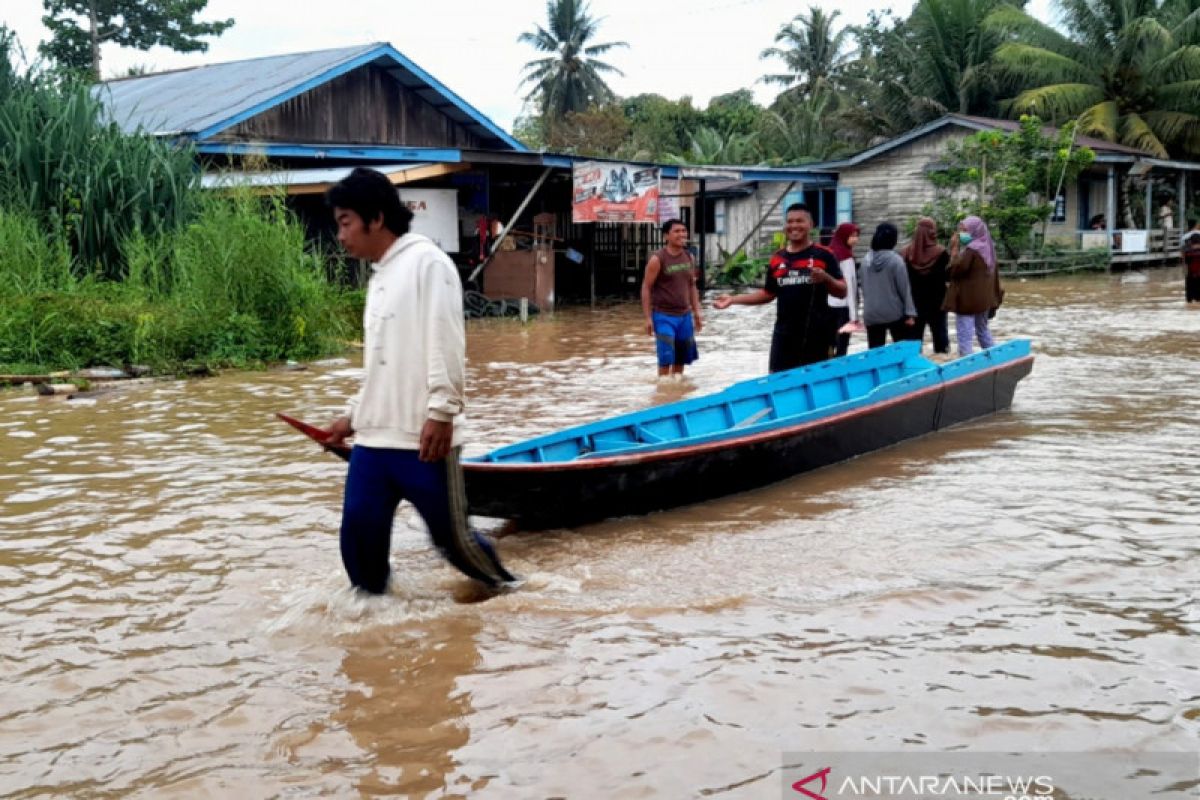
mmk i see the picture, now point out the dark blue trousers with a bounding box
[340,445,513,593]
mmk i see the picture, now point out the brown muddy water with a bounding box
[2,270,1198,798]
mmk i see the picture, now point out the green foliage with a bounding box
[518,0,627,126]
[758,92,847,164]
[665,126,761,165]
[923,116,1096,257]
[511,111,547,149]
[0,207,73,294]
[994,0,1200,157]
[544,102,631,155]
[0,55,198,279]
[0,193,352,372]
[760,6,853,97]
[703,90,764,137]
[712,234,785,287]
[40,0,233,79]
[714,250,768,287]
[0,41,352,373]
[621,94,704,160]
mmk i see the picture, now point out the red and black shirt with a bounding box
[764,245,843,332]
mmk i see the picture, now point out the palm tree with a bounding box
[759,93,846,163]
[760,7,854,98]
[993,0,1200,157]
[665,126,761,165]
[836,0,1014,143]
[904,0,1017,115]
[518,0,628,125]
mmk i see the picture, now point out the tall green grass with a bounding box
[0,195,352,372]
[0,33,354,375]
[0,69,198,279]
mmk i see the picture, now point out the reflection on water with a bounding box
[2,271,1198,797]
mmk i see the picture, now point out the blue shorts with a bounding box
[652,310,699,368]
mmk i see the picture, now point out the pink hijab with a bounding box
[962,215,997,273]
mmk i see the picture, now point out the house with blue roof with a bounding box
[92,42,835,306]
[95,42,525,156]
[804,114,1199,267]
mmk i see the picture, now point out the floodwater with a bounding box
[2,270,1198,799]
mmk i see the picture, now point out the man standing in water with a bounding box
[323,167,515,594]
[641,218,703,378]
[713,203,847,372]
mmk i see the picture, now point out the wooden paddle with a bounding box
[276,413,351,462]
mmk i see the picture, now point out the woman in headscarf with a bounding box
[902,217,950,354]
[826,222,860,356]
[859,222,916,349]
[943,215,1004,355]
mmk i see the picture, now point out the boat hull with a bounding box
[463,355,1033,527]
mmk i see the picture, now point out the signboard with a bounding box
[1113,229,1148,253]
[573,161,660,223]
[679,166,741,180]
[396,188,459,252]
[658,178,680,222]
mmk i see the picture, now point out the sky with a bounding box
[3,0,1057,133]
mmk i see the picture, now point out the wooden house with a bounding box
[94,43,832,304]
[809,115,1200,265]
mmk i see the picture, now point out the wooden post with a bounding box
[1106,165,1116,254]
[1144,174,1153,236]
[1179,171,1188,243]
[697,179,708,293]
[587,224,596,308]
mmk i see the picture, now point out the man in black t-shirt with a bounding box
[714,203,846,372]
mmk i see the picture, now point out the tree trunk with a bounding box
[89,1,100,80]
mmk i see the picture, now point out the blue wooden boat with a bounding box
[462,340,1033,527]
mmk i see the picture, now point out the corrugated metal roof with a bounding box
[93,42,525,151]
[808,113,1159,170]
[951,114,1151,156]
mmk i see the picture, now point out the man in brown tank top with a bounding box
[641,218,704,378]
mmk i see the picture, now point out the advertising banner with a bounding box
[658,178,681,223]
[573,161,660,223]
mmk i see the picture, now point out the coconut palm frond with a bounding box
[1055,0,1114,50]
[1114,16,1175,66]
[1169,6,1200,45]
[1155,78,1200,109]
[1118,112,1168,156]
[993,42,1098,87]
[583,41,628,57]
[983,4,1081,56]
[1148,43,1200,83]
[1141,109,1200,144]
[1076,100,1120,141]
[1009,83,1105,119]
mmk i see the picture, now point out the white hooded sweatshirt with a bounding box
[346,233,466,449]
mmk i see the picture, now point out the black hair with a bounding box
[871,222,899,251]
[325,167,413,236]
[784,203,813,220]
[661,218,686,235]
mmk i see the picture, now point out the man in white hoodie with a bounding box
[323,168,514,594]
